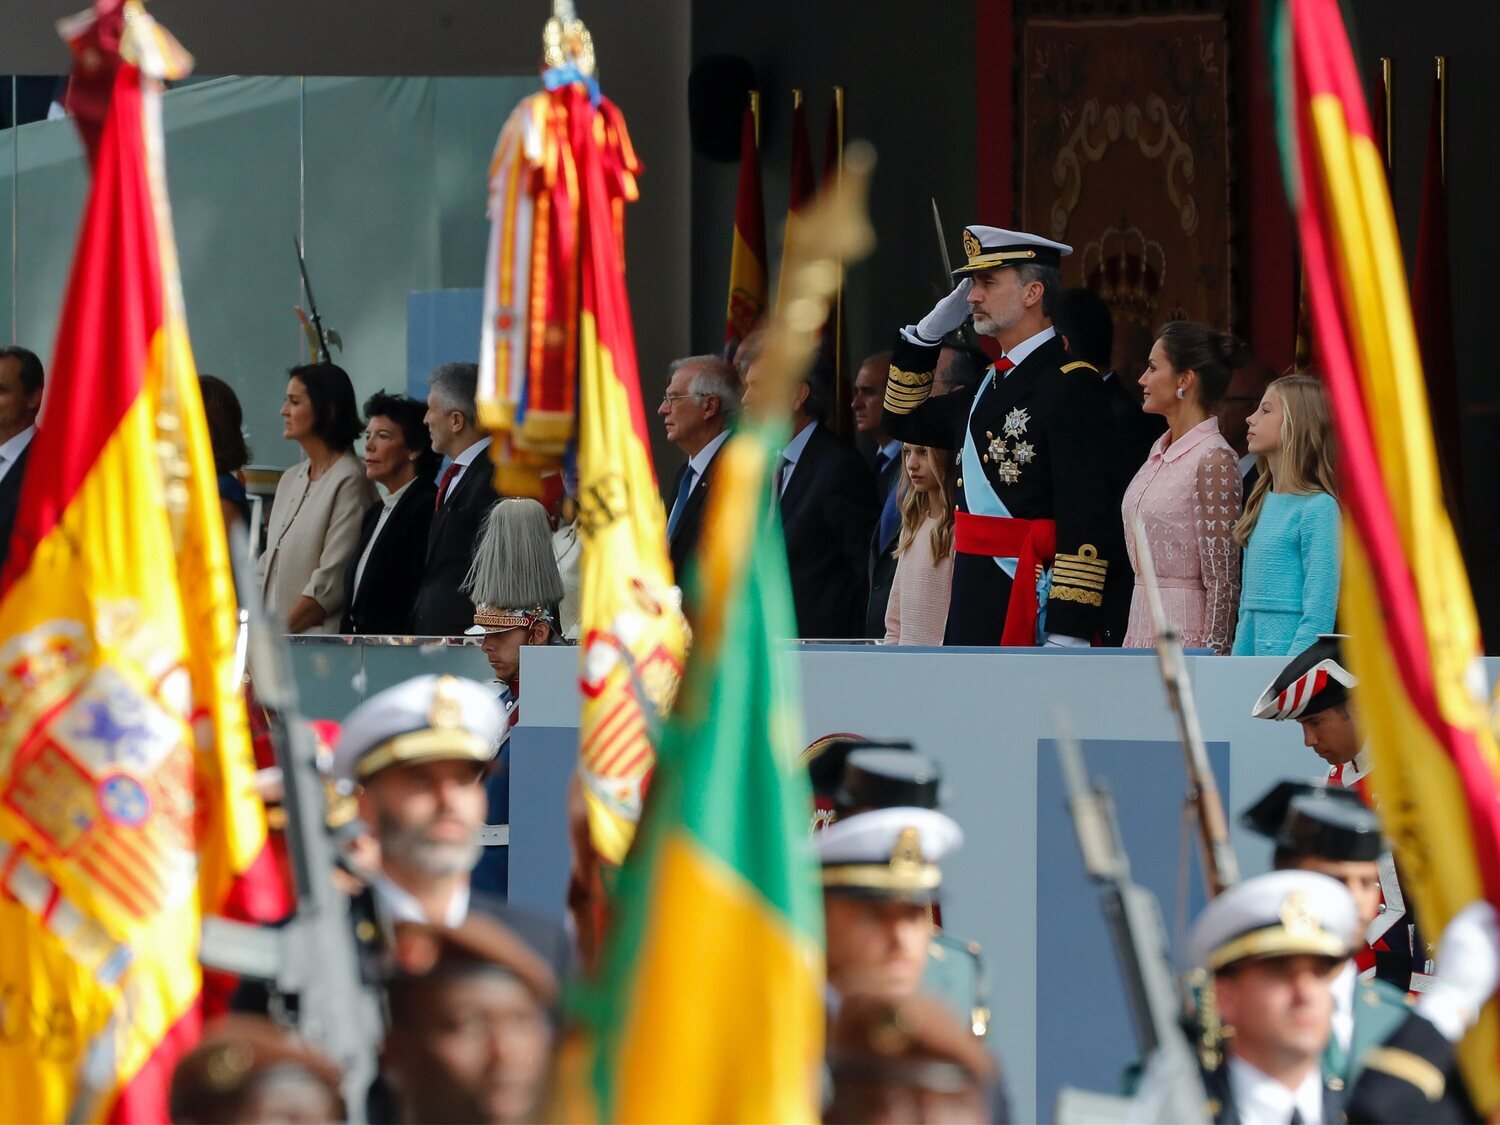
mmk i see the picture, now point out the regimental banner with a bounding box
[1272,0,1500,1107]
[0,3,266,1119]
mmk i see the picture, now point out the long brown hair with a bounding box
[893,445,955,560]
[1233,374,1338,546]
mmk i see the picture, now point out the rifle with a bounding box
[199,523,382,1121]
[292,234,341,364]
[1053,715,1212,1124]
[1131,517,1239,898]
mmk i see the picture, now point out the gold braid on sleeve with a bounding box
[884,365,934,415]
[1050,544,1107,607]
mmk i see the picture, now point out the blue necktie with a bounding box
[667,465,696,538]
[876,451,901,548]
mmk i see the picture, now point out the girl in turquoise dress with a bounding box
[1231,375,1340,656]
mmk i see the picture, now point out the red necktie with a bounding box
[435,462,462,510]
[994,356,1016,375]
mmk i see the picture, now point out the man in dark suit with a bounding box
[0,345,44,572]
[883,227,1114,647]
[658,354,739,582]
[1052,288,1164,646]
[852,351,903,638]
[413,362,501,636]
[742,352,878,639]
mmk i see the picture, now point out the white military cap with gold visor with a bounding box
[333,674,509,784]
[1188,869,1359,973]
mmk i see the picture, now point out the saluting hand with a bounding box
[911,279,973,344]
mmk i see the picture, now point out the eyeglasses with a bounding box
[661,392,707,406]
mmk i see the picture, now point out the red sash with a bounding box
[954,511,1057,646]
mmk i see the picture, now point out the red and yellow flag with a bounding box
[724,99,767,350]
[776,91,816,304]
[0,3,267,1119]
[1275,0,1500,1104]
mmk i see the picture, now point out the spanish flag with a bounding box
[1275,0,1500,1105]
[568,76,687,868]
[0,3,267,1119]
[563,401,824,1124]
[724,100,768,350]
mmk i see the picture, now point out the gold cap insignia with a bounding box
[962,228,982,261]
[1279,890,1319,937]
[428,676,466,731]
[202,1041,255,1091]
[889,826,927,877]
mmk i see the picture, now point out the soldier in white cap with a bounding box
[1189,869,1363,1122]
[333,674,571,980]
[881,225,1114,647]
[1188,871,1500,1123]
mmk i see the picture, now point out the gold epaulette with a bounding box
[1359,1047,1445,1102]
[884,365,934,415]
[1050,544,1106,607]
[1060,360,1097,374]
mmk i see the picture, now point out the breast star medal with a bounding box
[981,407,1033,486]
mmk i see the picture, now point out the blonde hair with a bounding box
[893,446,955,560]
[1233,374,1338,546]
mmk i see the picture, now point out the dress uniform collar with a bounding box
[996,326,1056,372]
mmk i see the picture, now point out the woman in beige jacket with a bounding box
[256,362,377,634]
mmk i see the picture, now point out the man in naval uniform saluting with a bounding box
[882,226,1114,646]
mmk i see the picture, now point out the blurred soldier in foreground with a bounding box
[807,738,988,1035]
[381,914,559,1125]
[170,1015,344,1124]
[826,992,997,1125]
[1240,783,1406,1087]
[332,674,571,976]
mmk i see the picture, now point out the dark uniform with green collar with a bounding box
[804,737,990,1037]
[882,226,1115,645]
[1241,781,1410,1090]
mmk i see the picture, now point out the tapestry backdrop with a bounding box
[1020,12,1233,379]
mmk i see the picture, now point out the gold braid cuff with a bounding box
[884,365,934,415]
[1051,545,1107,606]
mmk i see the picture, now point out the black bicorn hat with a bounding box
[1252,635,1357,721]
[835,748,942,815]
[1241,781,1384,863]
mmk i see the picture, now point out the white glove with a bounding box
[1415,899,1500,1042]
[1043,633,1091,649]
[906,279,973,345]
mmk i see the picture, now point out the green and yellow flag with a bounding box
[563,420,824,1121]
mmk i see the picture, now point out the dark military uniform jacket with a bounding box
[1344,1012,1476,1123]
[882,329,1114,643]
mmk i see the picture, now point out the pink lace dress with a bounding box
[1121,417,1242,654]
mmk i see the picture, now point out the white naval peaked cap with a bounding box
[816,806,964,865]
[333,674,509,784]
[1188,869,1359,973]
[953,225,1073,276]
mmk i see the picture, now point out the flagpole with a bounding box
[749,88,760,147]
[1380,57,1393,172]
[10,75,16,341]
[1437,55,1447,184]
[830,85,846,434]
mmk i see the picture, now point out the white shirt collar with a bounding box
[781,419,818,467]
[1227,1055,1325,1125]
[687,428,731,478]
[1335,746,1373,788]
[452,434,493,469]
[1000,325,1057,369]
[369,871,469,927]
[877,437,902,464]
[0,424,37,465]
[380,476,415,509]
[1331,960,1356,1054]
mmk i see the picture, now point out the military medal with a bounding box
[981,409,1033,486]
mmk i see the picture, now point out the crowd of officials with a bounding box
[0,219,1487,1125]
